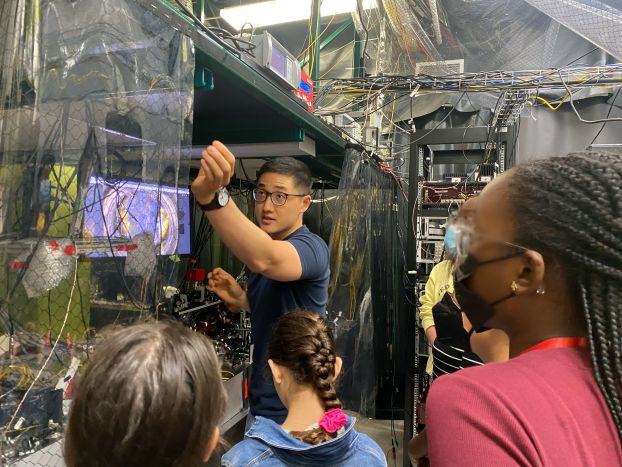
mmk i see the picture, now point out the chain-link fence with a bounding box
[0,0,194,463]
[525,0,622,61]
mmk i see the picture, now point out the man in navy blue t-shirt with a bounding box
[191,141,329,424]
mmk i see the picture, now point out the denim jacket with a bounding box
[222,415,387,466]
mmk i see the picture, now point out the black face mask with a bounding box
[453,252,524,332]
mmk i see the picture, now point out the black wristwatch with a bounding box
[197,188,230,212]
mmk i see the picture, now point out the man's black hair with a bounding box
[256,157,312,193]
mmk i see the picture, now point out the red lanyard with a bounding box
[517,337,588,357]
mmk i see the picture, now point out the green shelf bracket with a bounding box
[310,0,321,82]
[300,18,353,68]
[194,67,214,90]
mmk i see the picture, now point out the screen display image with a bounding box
[83,177,191,256]
[270,45,286,77]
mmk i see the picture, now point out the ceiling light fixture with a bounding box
[220,0,377,31]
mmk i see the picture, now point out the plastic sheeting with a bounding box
[0,0,193,463]
[380,0,562,71]
[371,0,618,74]
[525,0,622,61]
[327,148,375,416]
[337,0,620,123]
[328,145,407,417]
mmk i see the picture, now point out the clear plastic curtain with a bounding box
[0,0,194,463]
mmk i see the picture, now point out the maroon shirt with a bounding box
[427,348,622,466]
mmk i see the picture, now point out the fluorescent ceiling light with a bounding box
[220,0,377,31]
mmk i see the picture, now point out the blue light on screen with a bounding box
[83,177,191,257]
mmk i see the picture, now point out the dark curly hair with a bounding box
[268,310,342,445]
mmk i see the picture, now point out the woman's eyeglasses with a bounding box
[452,223,530,266]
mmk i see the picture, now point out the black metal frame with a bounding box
[402,125,515,466]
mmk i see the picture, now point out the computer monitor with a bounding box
[83,177,191,256]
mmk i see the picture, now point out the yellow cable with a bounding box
[317,42,362,80]
[299,14,336,62]
[308,6,337,77]
[308,16,321,76]
[302,10,313,74]
[317,40,356,79]
[0,364,34,389]
[528,74,596,110]
[320,56,346,79]
[322,40,355,58]
[306,5,315,74]
[309,9,320,75]
[6,424,42,434]
[528,95,566,110]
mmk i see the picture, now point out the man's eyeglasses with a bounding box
[252,188,307,206]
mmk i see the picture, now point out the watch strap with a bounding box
[197,192,223,212]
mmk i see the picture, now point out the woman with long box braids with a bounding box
[426,152,622,466]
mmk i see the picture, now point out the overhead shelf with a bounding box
[137,0,347,184]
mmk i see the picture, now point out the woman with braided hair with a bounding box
[426,152,622,466]
[223,310,386,466]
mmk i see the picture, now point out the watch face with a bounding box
[217,189,229,206]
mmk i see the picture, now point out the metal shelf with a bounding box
[137,0,347,184]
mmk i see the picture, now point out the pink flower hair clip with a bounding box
[318,408,347,433]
